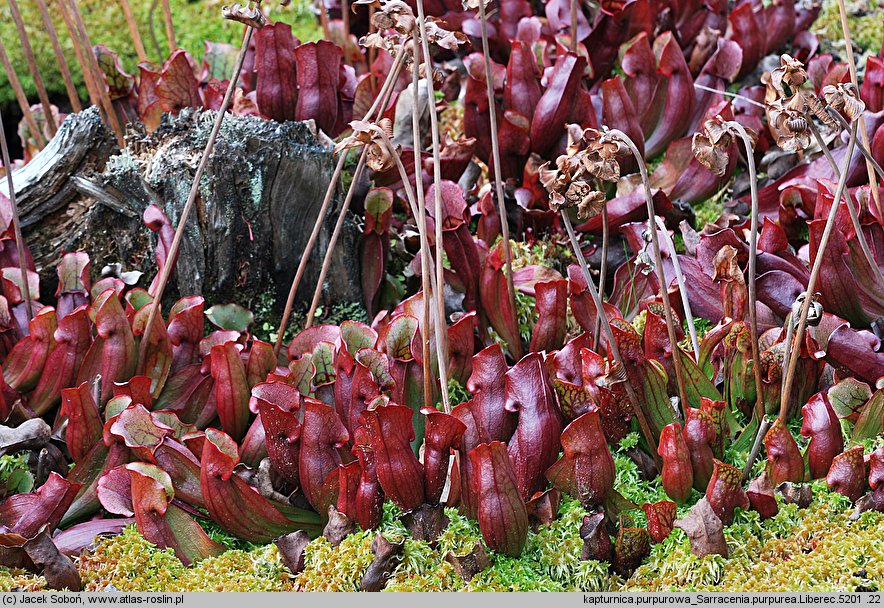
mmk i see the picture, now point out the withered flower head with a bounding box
[579,129,622,183]
[791,292,823,328]
[767,98,812,153]
[769,54,808,95]
[222,3,267,28]
[369,0,417,35]
[539,155,606,217]
[462,0,491,10]
[822,82,866,122]
[692,117,732,176]
[337,118,397,172]
[423,18,469,51]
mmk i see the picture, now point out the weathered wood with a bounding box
[1,107,361,311]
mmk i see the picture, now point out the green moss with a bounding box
[0,0,321,109]
[77,526,293,592]
[814,0,883,56]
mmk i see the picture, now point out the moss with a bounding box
[77,526,292,592]
[0,0,321,109]
[814,0,883,56]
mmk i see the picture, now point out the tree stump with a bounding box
[1,106,361,312]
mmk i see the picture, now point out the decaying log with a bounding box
[1,106,361,311]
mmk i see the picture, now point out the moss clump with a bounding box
[815,0,883,56]
[627,503,884,592]
[77,526,292,592]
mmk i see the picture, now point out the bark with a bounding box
[1,107,361,311]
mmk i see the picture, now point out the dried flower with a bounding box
[769,54,808,95]
[539,155,607,218]
[221,3,268,28]
[791,292,823,328]
[337,119,397,172]
[767,97,812,153]
[692,120,731,176]
[423,18,469,51]
[822,83,866,122]
[579,129,622,183]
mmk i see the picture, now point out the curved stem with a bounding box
[654,216,700,360]
[138,26,254,372]
[727,121,764,428]
[807,114,883,284]
[779,121,858,419]
[272,46,407,357]
[0,108,34,321]
[304,153,369,328]
[477,0,518,353]
[608,129,690,412]
[561,211,659,458]
[415,2,452,412]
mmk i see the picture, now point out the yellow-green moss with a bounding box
[815,0,883,56]
[77,526,292,592]
[4,487,883,592]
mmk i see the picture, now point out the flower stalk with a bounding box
[834,0,881,222]
[415,0,452,413]
[561,211,659,457]
[0,107,34,322]
[607,129,690,412]
[272,45,408,357]
[0,40,45,149]
[7,0,57,136]
[138,23,256,373]
[36,0,82,113]
[476,0,518,356]
[779,121,858,420]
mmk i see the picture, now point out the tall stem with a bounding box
[407,42,435,410]
[835,0,882,222]
[375,132,443,412]
[61,0,126,146]
[562,212,659,457]
[609,129,689,412]
[569,0,578,53]
[593,203,609,347]
[0,108,34,321]
[826,110,884,183]
[415,0,452,412]
[779,122,858,419]
[271,46,407,357]
[0,40,45,149]
[806,115,882,283]
[119,0,149,63]
[8,0,57,136]
[138,26,254,372]
[654,216,700,360]
[57,0,101,111]
[477,0,518,350]
[160,0,177,52]
[727,122,764,427]
[36,0,82,114]
[304,152,369,328]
